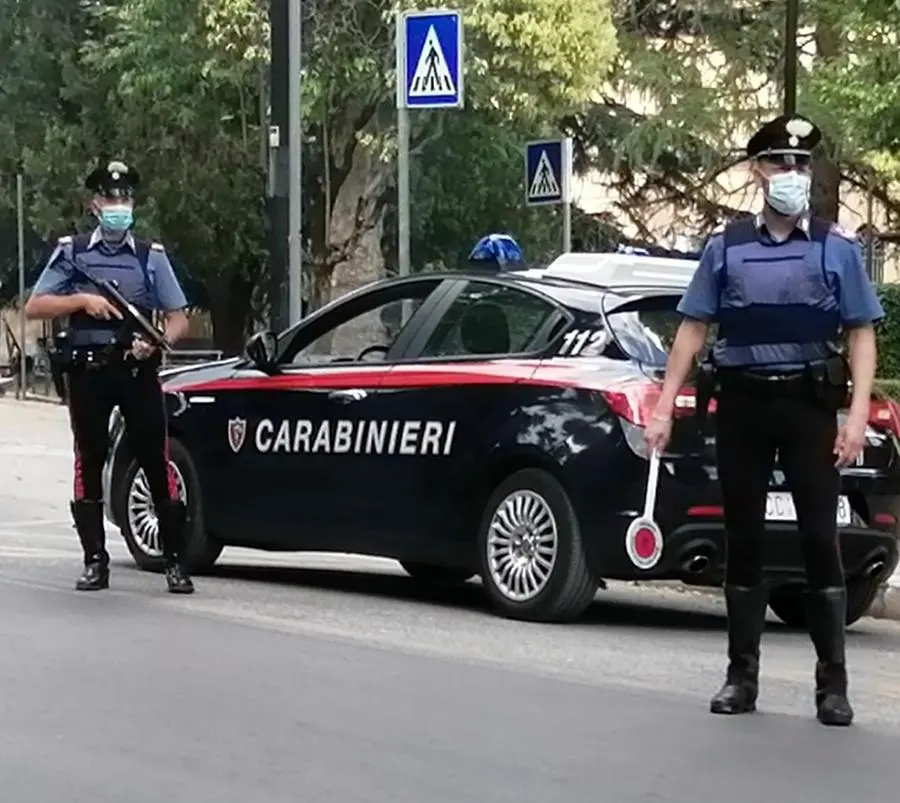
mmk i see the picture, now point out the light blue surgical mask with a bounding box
[100,204,133,232]
[765,171,811,216]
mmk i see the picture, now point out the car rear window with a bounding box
[603,295,714,366]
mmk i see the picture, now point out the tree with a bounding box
[300,0,618,308]
[2,0,618,350]
[566,0,900,245]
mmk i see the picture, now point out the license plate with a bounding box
[766,492,851,527]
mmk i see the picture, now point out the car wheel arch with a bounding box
[472,447,568,526]
[113,432,221,573]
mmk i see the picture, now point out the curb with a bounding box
[643,580,900,623]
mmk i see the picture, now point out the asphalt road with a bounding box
[4,398,900,802]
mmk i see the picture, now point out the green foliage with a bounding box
[568,1,900,234]
[876,284,900,378]
[1,0,897,353]
[874,378,900,402]
[407,110,573,270]
[0,0,621,345]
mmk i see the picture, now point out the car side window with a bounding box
[420,281,558,358]
[283,283,440,366]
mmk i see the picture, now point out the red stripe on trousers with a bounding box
[73,442,85,500]
[164,438,178,500]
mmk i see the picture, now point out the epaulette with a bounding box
[829,222,857,241]
[150,242,165,252]
[58,235,73,245]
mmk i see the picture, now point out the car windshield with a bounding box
[603,295,702,367]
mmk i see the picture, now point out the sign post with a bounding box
[16,173,25,399]
[525,138,574,253]
[396,9,464,277]
[287,0,303,324]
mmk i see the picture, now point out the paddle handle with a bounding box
[642,450,661,521]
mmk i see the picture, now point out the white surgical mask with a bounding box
[765,171,811,216]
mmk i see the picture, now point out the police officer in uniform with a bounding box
[24,160,195,595]
[646,115,884,727]
[467,233,525,269]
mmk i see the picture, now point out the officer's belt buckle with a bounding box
[744,371,803,382]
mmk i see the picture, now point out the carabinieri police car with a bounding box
[101,253,900,625]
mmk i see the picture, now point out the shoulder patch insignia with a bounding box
[58,235,73,244]
[150,242,165,252]
[830,223,857,241]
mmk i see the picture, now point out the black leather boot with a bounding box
[71,500,110,591]
[805,587,854,727]
[710,584,769,714]
[157,500,194,595]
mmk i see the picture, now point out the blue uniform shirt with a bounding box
[677,215,884,369]
[31,227,188,312]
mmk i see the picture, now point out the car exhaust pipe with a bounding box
[682,552,710,575]
[866,559,886,578]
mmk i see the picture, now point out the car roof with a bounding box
[503,252,695,312]
[365,252,695,316]
[522,252,698,290]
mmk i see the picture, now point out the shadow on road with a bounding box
[113,558,885,640]
[146,560,745,633]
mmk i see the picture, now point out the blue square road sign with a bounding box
[525,139,572,207]
[397,9,464,109]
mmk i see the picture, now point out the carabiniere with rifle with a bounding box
[24,158,195,596]
[48,258,171,403]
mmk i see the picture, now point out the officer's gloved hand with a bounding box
[130,335,157,361]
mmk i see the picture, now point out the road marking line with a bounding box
[0,546,82,559]
[0,518,71,530]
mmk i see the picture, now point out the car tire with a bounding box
[768,576,881,628]
[478,468,598,622]
[399,561,476,585]
[117,437,222,574]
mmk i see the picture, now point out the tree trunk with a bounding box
[811,151,840,221]
[209,271,255,356]
[311,141,392,312]
[810,20,841,222]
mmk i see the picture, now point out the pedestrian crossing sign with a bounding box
[525,139,572,206]
[397,9,464,110]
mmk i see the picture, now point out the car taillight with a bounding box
[600,381,702,427]
[869,397,900,439]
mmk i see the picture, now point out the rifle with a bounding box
[62,257,172,353]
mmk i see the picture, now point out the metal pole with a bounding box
[865,177,875,279]
[287,0,303,324]
[398,108,411,276]
[396,13,411,278]
[783,0,799,115]
[267,0,289,333]
[16,173,26,399]
[562,137,573,253]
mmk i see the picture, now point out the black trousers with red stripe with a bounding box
[68,357,177,511]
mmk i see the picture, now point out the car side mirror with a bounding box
[245,330,278,370]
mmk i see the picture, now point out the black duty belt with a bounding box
[60,343,132,371]
[716,367,812,397]
[737,369,806,382]
[75,348,128,370]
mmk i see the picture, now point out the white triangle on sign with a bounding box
[529,150,561,199]
[408,25,456,98]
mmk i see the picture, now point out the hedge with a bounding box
[874,378,900,401]
[876,284,900,380]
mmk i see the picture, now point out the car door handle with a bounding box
[328,389,368,403]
